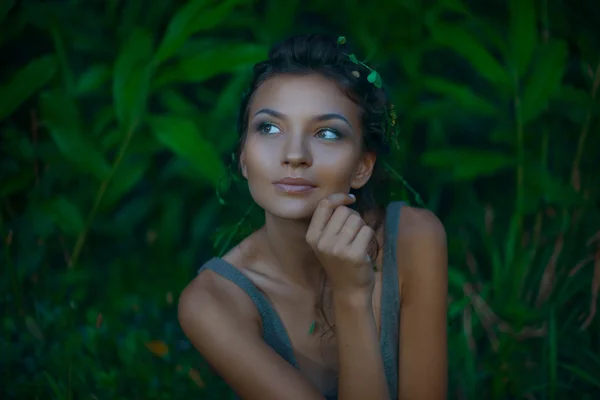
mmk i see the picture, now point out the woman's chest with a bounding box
[251,270,384,392]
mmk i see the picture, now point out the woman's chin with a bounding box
[256,197,318,221]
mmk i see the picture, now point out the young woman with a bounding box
[178,34,448,400]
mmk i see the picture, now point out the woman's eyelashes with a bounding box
[255,121,344,140]
[257,121,282,135]
[314,128,342,140]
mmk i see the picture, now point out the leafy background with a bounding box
[1,0,599,399]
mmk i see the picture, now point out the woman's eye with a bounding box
[315,129,341,140]
[258,122,281,135]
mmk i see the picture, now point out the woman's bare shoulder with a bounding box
[395,204,447,280]
[177,232,325,400]
[397,204,445,239]
[178,233,264,335]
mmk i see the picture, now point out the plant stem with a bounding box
[513,70,524,236]
[70,120,138,268]
[382,161,426,208]
[218,203,255,257]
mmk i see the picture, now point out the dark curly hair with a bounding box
[234,33,394,335]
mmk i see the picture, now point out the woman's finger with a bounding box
[321,206,354,239]
[336,213,366,247]
[306,193,355,244]
[350,225,375,259]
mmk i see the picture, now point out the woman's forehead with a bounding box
[249,73,360,119]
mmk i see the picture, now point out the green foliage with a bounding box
[1,0,599,399]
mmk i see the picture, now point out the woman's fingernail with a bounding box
[349,194,356,199]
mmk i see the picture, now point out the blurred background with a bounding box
[1,0,599,398]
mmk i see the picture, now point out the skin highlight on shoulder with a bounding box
[395,205,448,291]
[178,241,265,343]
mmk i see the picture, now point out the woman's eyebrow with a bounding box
[254,108,353,129]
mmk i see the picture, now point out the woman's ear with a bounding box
[350,152,376,189]
[239,150,248,179]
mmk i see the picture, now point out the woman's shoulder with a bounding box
[180,259,259,319]
[388,201,445,239]
[391,202,447,280]
[178,236,263,333]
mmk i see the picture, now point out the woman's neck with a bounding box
[259,212,324,289]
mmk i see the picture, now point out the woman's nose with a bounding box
[281,133,312,168]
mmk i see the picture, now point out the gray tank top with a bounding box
[198,201,403,400]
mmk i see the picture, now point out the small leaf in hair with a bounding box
[337,36,347,45]
[352,70,360,78]
[348,54,359,64]
[367,70,382,88]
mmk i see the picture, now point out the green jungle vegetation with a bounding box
[1,0,599,399]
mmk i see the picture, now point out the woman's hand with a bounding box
[305,193,375,298]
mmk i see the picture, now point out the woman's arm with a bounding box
[307,194,391,400]
[396,207,448,400]
[334,291,391,400]
[178,270,325,400]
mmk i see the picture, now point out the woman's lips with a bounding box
[273,177,317,194]
[273,183,316,193]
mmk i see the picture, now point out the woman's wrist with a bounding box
[332,289,372,314]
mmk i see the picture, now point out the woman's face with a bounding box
[240,73,376,220]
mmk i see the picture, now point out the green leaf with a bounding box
[149,116,227,187]
[113,28,154,128]
[421,148,515,180]
[101,159,149,209]
[158,89,199,115]
[337,36,347,45]
[448,297,469,319]
[154,0,212,63]
[50,23,75,94]
[211,70,253,152]
[160,195,185,246]
[429,23,508,86]
[348,54,359,64]
[524,165,581,207]
[43,372,64,399]
[489,126,515,146]
[40,90,111,179]
[521,41,568,123]
[154,43,268,87]
[424,77,498,116]
[189,0,246,32]
[76,64,111,95]
[41,197,85,235]
[155,0,245,63]
[367,70,382,88]
[0,55,57,121]
[92,106,116,136]
[213,69,252,122]
[508,0,537,76]
[448,267,469,291]
[553,85,600,124]
[556,85,600,113]
[561,364,600,388]
[425,0,472,30]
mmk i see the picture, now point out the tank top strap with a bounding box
[198,258,298,367]
[379,200,405,399]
